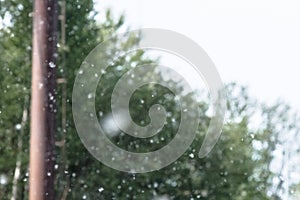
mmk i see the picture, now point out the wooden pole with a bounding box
[29,0,58,199]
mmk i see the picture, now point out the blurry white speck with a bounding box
[201,189,208,197]
[102,111,129,137]
[0,174,8,185]
[98,187,104,192]
[152,195,170,200]
[87,93,93,99]
[49,62,56,68]
[15,124,22,130]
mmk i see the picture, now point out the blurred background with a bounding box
[0,0,300,199]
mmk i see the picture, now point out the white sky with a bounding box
[95,0,300,112]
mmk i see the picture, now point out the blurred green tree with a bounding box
[1,0,299,199]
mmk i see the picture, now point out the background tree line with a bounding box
[0,0,299,199]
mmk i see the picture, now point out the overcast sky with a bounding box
[95,0,300,112]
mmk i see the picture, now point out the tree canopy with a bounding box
[0,0,299,199]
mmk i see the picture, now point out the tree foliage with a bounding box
[0,0,299,199]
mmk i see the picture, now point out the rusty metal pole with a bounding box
[29,0,58,199]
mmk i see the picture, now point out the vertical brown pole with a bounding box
[29,0,58,199]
